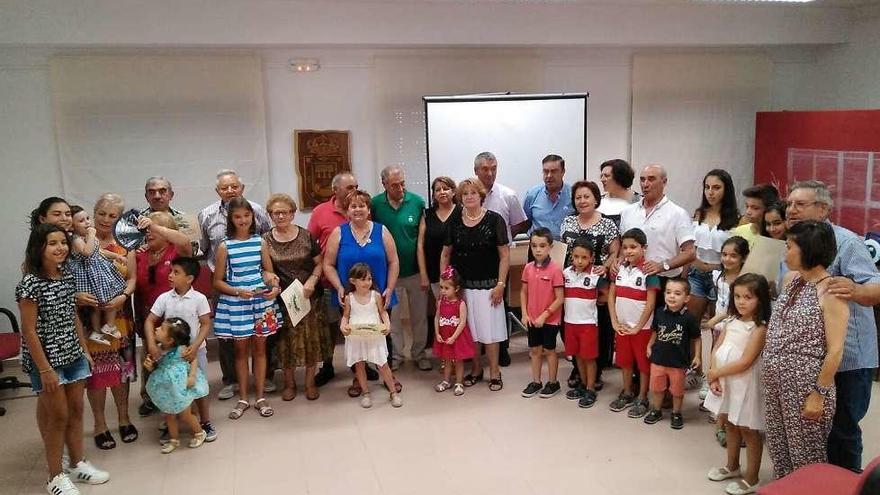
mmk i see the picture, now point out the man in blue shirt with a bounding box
[521,154,574,239]
[786,180,880,473]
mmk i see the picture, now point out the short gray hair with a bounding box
[94,193,125,215]
[216,169,240,184]
[331,172,355,189]
[380,166,404,183]
[789,180,834,208]
[474,151,497,168]
[144,176,172,193]
[643,163,667,180]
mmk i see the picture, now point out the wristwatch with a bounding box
[813,383,832,397]
[662,260,671,272]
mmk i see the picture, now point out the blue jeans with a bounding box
[827,368,874,472]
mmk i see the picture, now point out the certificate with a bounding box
[741,236,786,283]
[280,280,311,327]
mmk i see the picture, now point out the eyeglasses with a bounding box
[270,210,294,217]
[785,200,821,211]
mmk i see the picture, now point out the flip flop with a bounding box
[119,423,138,443]
[94,430,116,450]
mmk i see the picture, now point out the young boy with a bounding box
[520,228,565,399]
[644,278,701,429]
[144,257,217,441]
[562,238,607,408]
[731,184,779,247]
[608,228,659,418]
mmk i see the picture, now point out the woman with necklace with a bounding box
[418,176,461,298]
[762,220,848,479]
[324,189,401,398]
[263,194,329,401]
[440,178,510,391]
[134,211,193,421]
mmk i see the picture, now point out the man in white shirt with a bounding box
[474,152,527,366]
[619,164,695,281]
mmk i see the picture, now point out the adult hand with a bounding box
[181,345,196,363]
[102,294,127,312]
[642,260,664,276]
[382,288,394,309]
[41,370,60,394]
[136,216,153,232]
[801,391,825,421]
[337,287,346,306]
[709,380,722,396]
[420,274,430,291]
[490,285,504,306]
[302,280,315,299]
[75,292,99,307]
[825,276,855,300]
[341,323,351,336]
[593,265,607,277]
[691,357,702,370]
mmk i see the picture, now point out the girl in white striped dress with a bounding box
[213,197,283,420]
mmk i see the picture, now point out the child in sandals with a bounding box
[432,266,474,396]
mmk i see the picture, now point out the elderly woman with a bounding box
[323,189,400,397]
[763,220,849,479]
[440,177,510,391]
[133,211,193,417]
[418,176,460,298]
[263,194,329,401]
[74,193,139,450]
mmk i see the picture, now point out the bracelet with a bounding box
[38,369,52,374]
[496,281,506,288]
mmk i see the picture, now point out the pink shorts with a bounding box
[649,364,686,397]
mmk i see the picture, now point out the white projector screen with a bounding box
[424,93,587,204]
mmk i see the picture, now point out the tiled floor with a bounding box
[1,336,878,495]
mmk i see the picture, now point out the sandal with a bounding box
[708,466,741,481]
[119,423,139,443]
[94,430,116,450]
[434,380,451,392]
[488,377,503,392]
[255,398,274,418]
[282,385,296,401]
[725,479,758,495]
[348,378,363,398]
[228,400,250,420]
[382,378,403,394]
[305,386,320,401]
[462,373,484,387]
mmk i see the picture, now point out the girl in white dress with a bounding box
[704,273,770,495]
[341,263,402,409]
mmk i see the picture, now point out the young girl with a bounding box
[704,274,770,495]
[69,205,127,346]
[17,223,110,494]
[213,197,282,420]
[432,266,474,396]
[341,263,403,408]
[143,317,208,454]
[760,201,788,298]
[704,236,750,333]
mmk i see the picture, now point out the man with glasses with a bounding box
[197,169,272,400]
[785,179,880,473]
[371,166,430,371]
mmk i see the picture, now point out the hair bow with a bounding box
[441,265,457,279]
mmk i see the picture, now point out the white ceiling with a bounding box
[328,0,880,6]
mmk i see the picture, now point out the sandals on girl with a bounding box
[434,380,451,392]
[462,373,484,387]
[488,376,503,392]
[255,398,274,417]
[382,378,403,394]
[94,430,116,450]
[707,466,741,481]
[348,378,363,398]
[119,423,138,443]
[228,400,250,420]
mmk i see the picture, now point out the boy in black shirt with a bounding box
[644,278,701,429]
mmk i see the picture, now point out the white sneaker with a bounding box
[47,473,80,495]
[390,393,403,408]
[100,324,122,340]
[218,383,236,400]
[360,393,372,409]
[189,430,207,449]
[88,331,111,346]
[161,439,180,454]
[264,380,277,393]
[67,460,109,484]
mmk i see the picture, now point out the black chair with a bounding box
[0,307,30,416]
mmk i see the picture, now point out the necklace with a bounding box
[806,274,832,285]
[350,221,372,246]
[464,208,484,221]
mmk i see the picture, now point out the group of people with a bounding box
[15,151,879,495]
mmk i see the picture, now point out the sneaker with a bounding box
[314,365,335,387]
[67,460,109,485]
[670,412,684,429]
[390,393,403,408]
[218,383,236,400]
[158,425,170,445]
[88,331,111,346]
[453,383,465,396]
[189,430,207,448]
[609,392,635,412]
[200,421,217,442]
[578,390,598,408]
[627,399,650,418]
[643,409,663,425]
[47,473,80,495]
[539,381,561,398]
[160,439,180,454]
[521,381,543,398]
[565,387,586,401]
[417,358,433,371]
[137,400,157,417]
[699,378,710,400]
[594,380,604,392]
[99,324,122,340]
[264,379,277,394]
[360,393,372,409]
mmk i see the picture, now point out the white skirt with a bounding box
[704,345,765,430]
[463,288,508,344]
[344,334,388,367]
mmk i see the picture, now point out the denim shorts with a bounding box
[29,355,92,393]
[687,267,717,300]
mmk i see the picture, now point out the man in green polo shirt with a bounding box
[371,166,431,371]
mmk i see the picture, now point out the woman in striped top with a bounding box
[213,197,283,420]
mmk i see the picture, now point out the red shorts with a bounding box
[564,323,598,360]
[649,364,686,397]
[614,329,651,372]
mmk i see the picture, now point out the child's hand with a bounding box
[521,315,531,328]
[691,357,702,370]
[379,323,390,335]
[86,226,97,238]
[533,314,546,328]
[626,325,640,335]
[187,374,196,389]
[147,343,161,361]
[181,345,196,363]
[612,322,625,336]
[709,380,722,396]
[435,333,445,345]
[262,287,281,299]
[341,324,351,336]
[646,345,652,358]
[446,335,457,345]
[143,355,155,371]
[237,289,254,300]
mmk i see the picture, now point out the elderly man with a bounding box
[521,154,573,239]
[197,169,273,400]
[307,171,377,385]
[619,164,695,280]
[141,176,200,252]
[785,180,880,473]
[371,166,430,371]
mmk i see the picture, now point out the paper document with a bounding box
[280,279,311,327]
[741,236,786,283]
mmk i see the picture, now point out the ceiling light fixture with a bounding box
[288,58,320,73]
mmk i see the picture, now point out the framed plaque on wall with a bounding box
[294,130,351,210]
